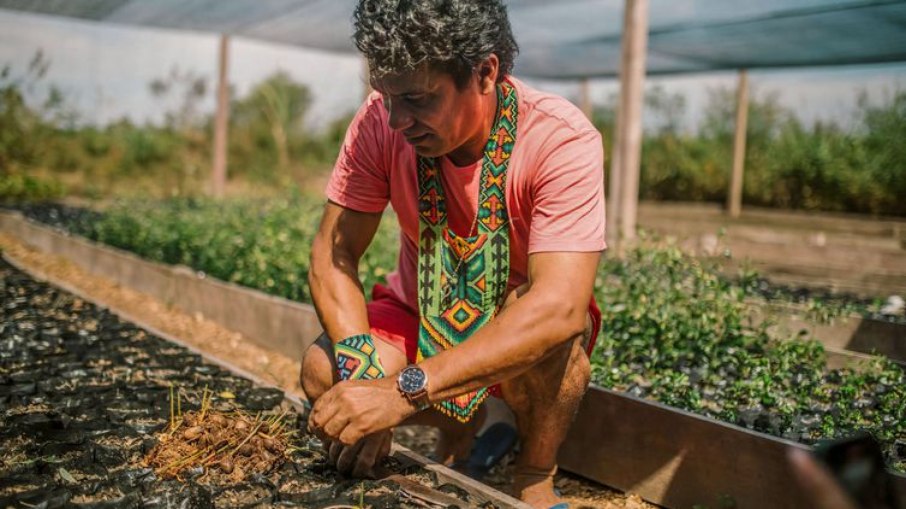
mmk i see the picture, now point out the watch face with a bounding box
[398,366,426,394]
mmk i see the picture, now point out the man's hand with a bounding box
[309,377,419,447]
[327,430,393,478]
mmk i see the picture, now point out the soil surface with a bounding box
[0,229,659,508]
[0,258,504,508]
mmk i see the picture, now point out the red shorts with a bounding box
[366,284,602,397]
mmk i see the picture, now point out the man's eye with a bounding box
[406,95,427,105]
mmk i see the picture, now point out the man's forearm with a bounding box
[418,288,587,402]
[309,240,371,344]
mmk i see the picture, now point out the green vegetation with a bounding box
[66,194,396,303]
[3,51,906,215]
[590,241,905,472]
[50,197,904,472]
[592,85,906,216]
[5,49,905,470]
[1,53,350,200]
[0,173,64,202]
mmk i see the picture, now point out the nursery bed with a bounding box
[0,258,524,508]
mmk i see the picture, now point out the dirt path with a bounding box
[637,201,906,297]
[0,233,659,509]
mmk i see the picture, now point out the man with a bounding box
[301,1,606,507]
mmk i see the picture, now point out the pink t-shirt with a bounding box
[325,77,606,311]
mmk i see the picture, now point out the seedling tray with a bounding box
[0,259,525,508]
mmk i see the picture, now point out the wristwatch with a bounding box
[397,365,430,409]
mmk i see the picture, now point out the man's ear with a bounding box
[477,54,500,94]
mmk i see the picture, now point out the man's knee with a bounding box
[548,334,591,386]
[567,335,592,393]
[501,333,590,410]
[300,333,337,402]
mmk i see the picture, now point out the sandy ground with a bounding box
[0,233,659,509]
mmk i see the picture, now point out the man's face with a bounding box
[373,66,485,159]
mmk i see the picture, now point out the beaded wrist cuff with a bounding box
[334,333,386,381]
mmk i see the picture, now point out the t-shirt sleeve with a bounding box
[528,128,607,253]
[324,93,390,213]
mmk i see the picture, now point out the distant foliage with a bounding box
[231,71,313,181]
[0,173,64,202]
[0,54,351,198]
[631,86,906,216]
[3,50,906,215]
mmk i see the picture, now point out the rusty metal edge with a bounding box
[1,250,529,509]
[559,385,906,509]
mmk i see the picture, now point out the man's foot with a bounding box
[511,465,565,509]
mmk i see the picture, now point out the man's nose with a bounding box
[385,98,415,132]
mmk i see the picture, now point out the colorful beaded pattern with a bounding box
[334,333,386,381]
[416,80,518,422]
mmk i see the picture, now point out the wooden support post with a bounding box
[607,95,623,251]
[211,34,230,198]
[727,69,749,218]
[579,77,593,119]
[616,0,650,246]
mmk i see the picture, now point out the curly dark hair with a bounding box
[353,0,519,88]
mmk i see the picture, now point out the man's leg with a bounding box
[497,288,593,509]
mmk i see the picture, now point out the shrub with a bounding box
[0,173,65,202]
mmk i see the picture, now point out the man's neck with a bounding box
[446,86,499,167]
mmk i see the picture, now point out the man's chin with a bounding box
[412,143,445,158]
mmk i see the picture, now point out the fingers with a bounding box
[324,413,353,442]
[328,440,344,466]
[308,384,342,433]
[337,439,367,475]
[338,422,365,447]
[351,433,390,478]
[309,387,352,442]
[327,434,389,478]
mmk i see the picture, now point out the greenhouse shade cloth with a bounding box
[1,0,905,79]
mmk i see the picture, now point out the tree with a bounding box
[232,71,311,172]
[148,67,208,132]
[146,67,210,194]
[0,50,74,171]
